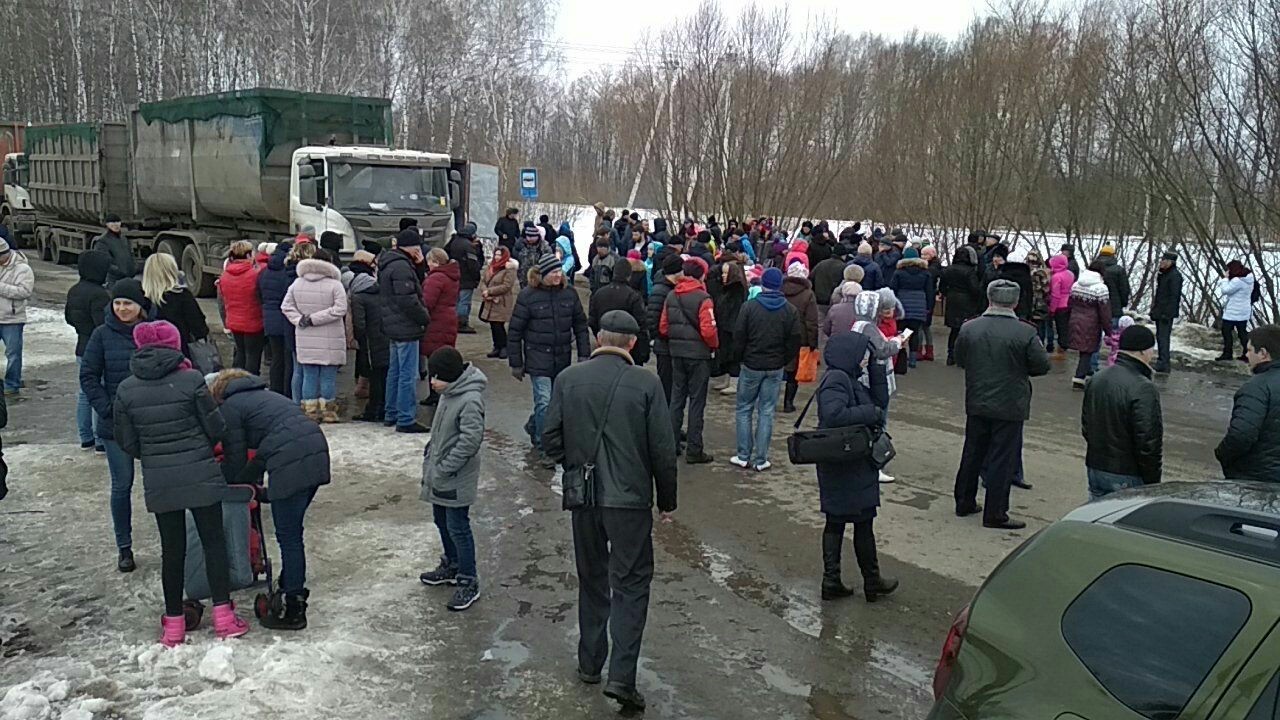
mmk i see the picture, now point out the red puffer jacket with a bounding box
[220,259,264,334]
[420,261,460,356]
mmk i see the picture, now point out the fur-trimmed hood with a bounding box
[896,257,928,271]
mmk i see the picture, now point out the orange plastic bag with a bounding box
[796,347,820,383]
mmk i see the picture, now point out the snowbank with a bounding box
[2,307,76,376]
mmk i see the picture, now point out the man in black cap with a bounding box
[953,279,1050,530]
[378,228,430,433]
[979,231,1002,271]
[543,309,678,713]
[446,222,484,335]
[660,259,719,464]
[94,213,136,286]
[494,208,520,253]
[1059,242,1080,279]
[1081,324,1163,500]
[646,252,685,403]
[1150,250,1183,374]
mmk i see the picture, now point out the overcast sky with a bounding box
[554,0,1002,76]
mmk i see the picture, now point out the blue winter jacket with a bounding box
[851,256,883,291]
[257,245,296,337]
[888,258,935,322]
[80,311,149,440]
[816,332,888,520]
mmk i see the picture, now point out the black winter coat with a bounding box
[113,347,226,514]
[94,231,136,285]
[984,262,1034,320]
[807,237,835,268]
[811,258,846,307]
[494,216,521,251]
[65,250,111,357]
[940,260,983,328]
[733,293,802,372]
[445,234,485,290]
[889,260,935,322]
[955,308,1051,421]
[376,250,428,342]
[1082,354,1163,484]
[647,276,675,356]
[508,281,590,378]
[1151,265,1184,321]
[1099,256,1131,317]
[543,350,678,512]
[218,376,331,500]
[875,248,903,286]
[1216,362,1280,483]
[257,247,296,337]
[816,332,888,521]
[155,287,208,353]
[589,265,651,366]
[80,312,148,440]
[350,275,390,368]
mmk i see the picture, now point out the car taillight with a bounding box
[932,604,971,701]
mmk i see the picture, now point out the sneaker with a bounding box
[729,456,750,469]
[80,440,96,450]
[754,460,772,472]
[878,470,895,484]
[2,388,17,397]
[447,578,481,611]
[94,445,106,453]
[419,557,459,586]
[1071,377,1086,391]
[396,423,430,434]
[118,547,136,573]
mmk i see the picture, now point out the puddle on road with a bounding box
[758,662,811,697]
[869,641,934,690]
[886,490,934,511]
[693,541,823,638]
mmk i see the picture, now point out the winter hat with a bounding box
[787,261,809,279]
[105,213,122,224]
[0,238,9,257]
[600,309,640,335]
[352,250,377,267]
[843,264,865,283]
[1162,250,1179,261]
[761,267,784,291]
[903,247,920,260]
[661,253,684,276]
[1119,324,1156,352]
[1099,244,1116,256]
[839,280,863,298]
[459,222,477,239]
[857,242,873,256]
[682,259,706,280]
[132,320,183,351]
[1060,243,1074,252]
[991,244,1010,260]
[524,225,543,239]
[876,287,898,312]
[1118,315,1136,331]
[626,249,642,260]
[726,239,744,253]
[536,254,561,277]
[428,347,466,383]
[111,278,148,308]
[697,229,712,244]
[395,228,422,248]
[987,279,1021,307]
[593,201,606,213]
[872,227,885,240]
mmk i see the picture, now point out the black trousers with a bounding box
[1075,351,1095,380]
[823,518,878,579]
[233,332,265,376]
[1222,320,1249,357]
[1053,311,1071,351]
[489,322,508,352]
[670,357,710,454]
[946,327,961,358]
[1155,319,1173,369]
[900,319,924,354]
[656,352,673,404]
[155,503,231,616]
[572,507,654,689]
[954,417,1023,523]
[266,335,293,398]
[365,365,388,418]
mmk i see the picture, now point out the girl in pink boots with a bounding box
[112,320,250,646]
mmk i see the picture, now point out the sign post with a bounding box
[519,167,539,201]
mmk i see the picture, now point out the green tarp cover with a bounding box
[137,88,393,158]
[26,123,100,148]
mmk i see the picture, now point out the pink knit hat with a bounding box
[132,320,183,351]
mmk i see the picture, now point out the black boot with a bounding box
[260,590,308,630]
[821,530,854,600]
[782,381,798,414]
[852,524,898,603]
[118,547,136,573]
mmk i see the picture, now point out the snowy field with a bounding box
[0,308,78,378]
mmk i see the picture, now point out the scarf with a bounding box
[490,247,511,275]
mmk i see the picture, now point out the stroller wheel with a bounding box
[183,600,204,631]
[254,593,270,620]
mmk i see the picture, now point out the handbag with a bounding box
[894,347,909,375]
[189,338,224,375]
[561,368,627,511]
[796,347,820,383]
[870,428,896,469]
[786,379,875,465]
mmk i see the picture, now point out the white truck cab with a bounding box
[1,153,33,237]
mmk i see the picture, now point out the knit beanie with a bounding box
[395,228,422,248]
[787,261,809,279]
[132,320,183,352]
[661,253,684,276]
[1119,324,1155,352]
[428,347,466,383]
[903,247,920,260]
[857,242,873,256]
[536,254,561,277]
[761,267,784,291]
[1100,244,1116,256]
[111,278,148,308]
[682,259,705,280]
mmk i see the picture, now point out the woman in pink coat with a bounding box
[281,254,348,422]
[1048,254,1075,355]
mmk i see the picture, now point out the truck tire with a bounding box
[157,238,184,260]
[36,231,53,262]
[51,237,71,266]
[182,244,216,298]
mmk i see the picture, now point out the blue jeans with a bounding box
[75,357,99,446]
[1038,317,1055,351]
[300,364,338,401]
[385,341,419,427]
[456,288,474,322]
[735,368,783,466]
[433,503,476,579]
[102,439,135,549]
[529,376,553,450]
[1087,468,1143,502]
[285,331,303,402]
[271,486,317,594]
[0,323,23,392]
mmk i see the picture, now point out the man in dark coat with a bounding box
[589,257,650,366]
[732,268,802,471]
[258,242,297,397]
[542,310,677,713]
[445,222,485,334]
[811,245,848,336]
[953,280,1051,530]
[1082,325,1163,499]
[350,263,390,421]
[851,243,883,291]
[1215,324,1280,482]
[1097,245,1131,323]
[377,229,430,433]
[494,208,521,252]
[938,246,983,365]
[66,250,112,449]
[94,214,137,285]
[646,253,684,403]
[509,254,591,468]
[650,218,672,246]
[538,214,559,245]
[1060,243,1081,279]
[1149,250,1183,374]
[659,259,719,464]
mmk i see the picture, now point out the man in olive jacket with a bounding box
[543,310,678,713]
[953,280,1051,530]
[1082,325,1164,499]
[1216,324,1280,483]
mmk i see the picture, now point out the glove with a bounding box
[511,367,524,382]
[298,314,313,328]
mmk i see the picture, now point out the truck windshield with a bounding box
[329,163,449,214]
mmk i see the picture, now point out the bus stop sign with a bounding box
[519,167,538,200]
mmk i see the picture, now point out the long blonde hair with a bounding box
[142,253,182,306]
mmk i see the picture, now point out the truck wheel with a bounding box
[157,238,183,260]
[51,239,70,266]
[36,232,52,262]
[182,244,216,298]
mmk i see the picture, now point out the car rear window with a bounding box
[1248,670,1280,719]
[1062,564,1251,720]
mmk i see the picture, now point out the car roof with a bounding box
[1062,481,1280,569]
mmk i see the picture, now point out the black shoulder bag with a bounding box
[787,373,895,468]
[561,368,627,511]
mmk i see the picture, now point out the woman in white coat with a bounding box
[282,250,348,422]
[1217,260,1257,361]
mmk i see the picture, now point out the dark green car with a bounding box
[929,482,1280,719]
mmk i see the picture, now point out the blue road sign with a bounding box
[519,167,538,200]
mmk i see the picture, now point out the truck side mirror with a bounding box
[299,178,319,207]
[449,169,462,183]
[449,181,461,210]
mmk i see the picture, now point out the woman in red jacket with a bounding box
[420,248,460,405]
[220,241,266,374]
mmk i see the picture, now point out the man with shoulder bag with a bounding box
[543,311,678,713]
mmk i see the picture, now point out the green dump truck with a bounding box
[28,88,498,295]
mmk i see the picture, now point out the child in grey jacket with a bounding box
[418,347,487,611]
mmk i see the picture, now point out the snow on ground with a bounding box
[1,307,76,377]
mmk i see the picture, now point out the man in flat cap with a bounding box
[953,279,1050,530]
[543,309,678,713]
[1149,250,1183,374]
